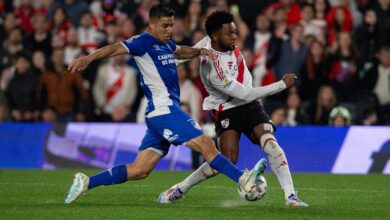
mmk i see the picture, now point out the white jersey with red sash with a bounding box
[175,36,287,117]
[195,37,254,112]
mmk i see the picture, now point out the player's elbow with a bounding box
[239,93,253,102]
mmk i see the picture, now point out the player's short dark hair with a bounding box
[149,4,175,20]
[205,11,234,37]
[13,51,31,63]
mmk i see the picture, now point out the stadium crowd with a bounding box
[0,0,389,126]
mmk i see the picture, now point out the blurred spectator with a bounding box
[354,9,381,72]
[372,0,390,42]
[308,85,337,125]
[229,3,250,47]
[0,0,13,15]
[0,90,10,121]
[0,12,18,44]
[271,0,301,26]
[172,17,191,45]
[362,46,390,124]
[120,18,136,39]
[326,31,359,102]
[90,0,125,30]
[183,0,203,34]
[78,11,105,53]
[285,88,309,126]
[64,28,81,66]
[272,24,308,84]
[300,3,326,43]
[358,106,379,125]
[99,21,120,47]
[314,0,330,20]
[47,7,72,42]
[51,33,65,49]
[300,39,329,101]
[270,104,287,126]
[133,0,158,31]
[29,13,52,57]
[329,0,362,28]
[245,13,275,87]
[47,0,89,27]
[32,50,47,75]
[177,64,202,122]
[93,55,137,122]
[326,6,353,45]
[0,0,386,125]
[6,52,37,122]
[35,48,88,123]
[0,27,24,73]
[16,0,36,34]
[188,55,208,105]
[328,106,351,126]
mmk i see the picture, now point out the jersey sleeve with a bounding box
[121,35,146,56]
[175,36,210,66]
[167,40,179,52]
[209,55,287,101]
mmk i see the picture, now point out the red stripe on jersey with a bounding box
[234,48,245,84]
[212,55,224,80]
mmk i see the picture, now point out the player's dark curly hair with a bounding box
[205,11,234,37]
[149,4,175,20]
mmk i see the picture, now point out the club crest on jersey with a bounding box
[188,119,202,130]
[221,118,230,128]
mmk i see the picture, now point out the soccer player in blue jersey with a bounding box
[64,4,266,204]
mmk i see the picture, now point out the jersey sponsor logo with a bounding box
[158,54,175,65]
[188,119,202,130]
[221,118,230,128]
[228,61,233,69]
[163,129,179,142]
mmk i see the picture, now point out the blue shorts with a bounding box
[139,105,203,157]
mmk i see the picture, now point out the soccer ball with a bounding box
[238,175,267,201]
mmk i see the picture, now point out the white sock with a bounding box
[260,133,295,200]
[178,162,218,193]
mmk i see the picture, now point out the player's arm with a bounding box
[173,46,210,60]
[68,43,127,73]
[209,63,295,101]
[175,37,210,66]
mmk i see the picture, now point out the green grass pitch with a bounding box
[0,170,389,220]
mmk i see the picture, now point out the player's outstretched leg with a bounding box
[158,135,267,203]
[65,172,90,204]
[65,149,161,204]
[260,133,308,207]
[157,162,218,203]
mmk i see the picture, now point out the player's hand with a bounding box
[282,73,297,87]
[200,48,217,61]
[68,57,90,73]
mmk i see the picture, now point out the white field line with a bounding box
[0,182,387,194]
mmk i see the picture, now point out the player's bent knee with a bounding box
[224,152,238,164]
[260,133,285,157]
[130,166,152,180]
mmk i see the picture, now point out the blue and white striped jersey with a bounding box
[121,32,180,115]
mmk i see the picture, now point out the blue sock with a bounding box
[209,154,243,182]
[88,165,128,189]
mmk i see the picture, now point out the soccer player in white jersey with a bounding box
[158,11,308,207]
[64,5,267,204]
